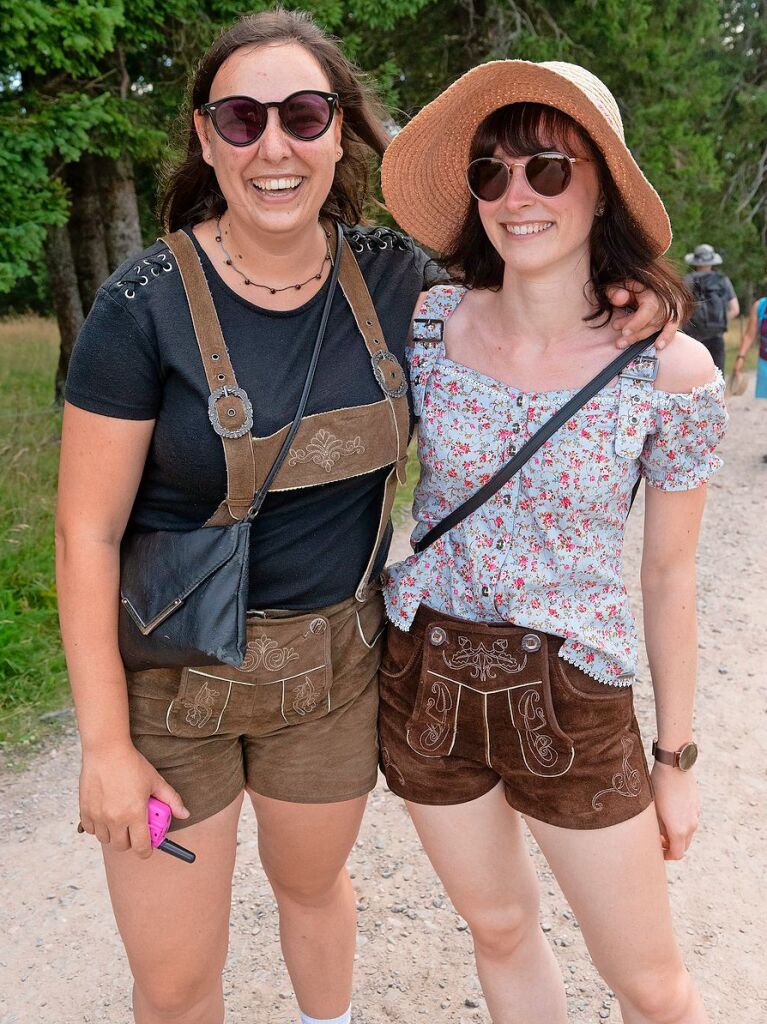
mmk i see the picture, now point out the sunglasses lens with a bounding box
[214,98,266,144]
[282,92,333,140]
[467,159,509,202]
[526,155,571,196]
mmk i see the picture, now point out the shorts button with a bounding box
[429,627,447,646]
[307,617,327,635]
[521,633,541,652]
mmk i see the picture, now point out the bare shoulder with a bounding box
[654,331,719,393]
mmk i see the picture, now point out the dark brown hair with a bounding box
[159,8,390,231]
[442,103,692,325]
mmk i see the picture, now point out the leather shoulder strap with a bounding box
[163,230,256,524]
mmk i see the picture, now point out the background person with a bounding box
[379,60,726,1024]
[732,295,767,458]
[683,242,739,374]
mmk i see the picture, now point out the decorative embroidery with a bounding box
[241,634,299,673]
[182,679,219,729]
[517,688,559,769]
[443,636,526,683]
[418,679,453,750]
[591,734,643,809]
[291,676,320,715]
[288,429,365,473]
[381,744,406,787]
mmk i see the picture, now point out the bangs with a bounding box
[470,102,596,160]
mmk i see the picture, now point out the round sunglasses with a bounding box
[201,90,339,146]
[466,152,590,202]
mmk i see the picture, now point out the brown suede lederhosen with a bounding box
[378,605,654,830]
[125,227,409,829]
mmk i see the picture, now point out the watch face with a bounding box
[678,742,698,771]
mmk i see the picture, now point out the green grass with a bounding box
[0,317,68,749]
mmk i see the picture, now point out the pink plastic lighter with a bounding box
[148,797,196,863]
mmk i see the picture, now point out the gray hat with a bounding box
[685,243,723,266]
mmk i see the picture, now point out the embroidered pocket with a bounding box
[166,668,234,738]
[165,613,333,735]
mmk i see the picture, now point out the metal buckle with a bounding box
[412,317,444,344]
[208,385,254,439]
[371,350,407,398]
[620,354,659,382]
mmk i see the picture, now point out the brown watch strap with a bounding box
[651,740,678,767]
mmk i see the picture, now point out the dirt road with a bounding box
[1,378,764,1024]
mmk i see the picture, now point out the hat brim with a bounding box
[685,252,723,265]
[382,61,671,257]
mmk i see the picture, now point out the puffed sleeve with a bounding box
[65,288,162,419]
[640,375,728,490]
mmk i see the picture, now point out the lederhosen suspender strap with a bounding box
[165,230,259,525]
[163,225,409,599]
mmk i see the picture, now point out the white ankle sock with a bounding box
[299,1006,351,1024]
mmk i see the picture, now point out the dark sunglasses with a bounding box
[466,152,590,202]
[201,90,339,146]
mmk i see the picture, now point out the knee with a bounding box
[268,864,351,911]
[133,965,224,1023]
[614,965,698,1024]
[464,895,540,960]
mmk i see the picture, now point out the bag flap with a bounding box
[120,522,249,634]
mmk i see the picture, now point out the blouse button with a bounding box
[630,415,639,424]
[631,394,640,404]
[496,539,504,550]
[516,395,524,407]
[503,494,512,506]
[511,423,521,434]
[481,585,490,597]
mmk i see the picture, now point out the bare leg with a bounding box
[527,804,707,1024]
[407,782,567,1024]
[103,793,243,1024]
[250,790,367,1020]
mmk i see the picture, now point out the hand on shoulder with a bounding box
[654,331,719,394]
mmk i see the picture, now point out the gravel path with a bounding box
[1,376,764,1024]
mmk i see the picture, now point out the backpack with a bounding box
[758,297,767,362]
[687,272,730,337]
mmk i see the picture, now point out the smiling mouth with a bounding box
[251,176,304,195]
[505,222,554,236]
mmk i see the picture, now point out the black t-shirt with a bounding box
[65,223,442,609]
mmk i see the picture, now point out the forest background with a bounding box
[0,0,765,747]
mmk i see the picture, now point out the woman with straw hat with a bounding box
[378,60,726,1022]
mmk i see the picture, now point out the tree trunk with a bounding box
[95,153,144,268]
[44,223,85,404]
[66,155,110,316]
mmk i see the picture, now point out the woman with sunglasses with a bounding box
[379,62,726,1023]
[57,10,679,1021]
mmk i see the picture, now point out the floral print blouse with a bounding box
[384,285,729,685]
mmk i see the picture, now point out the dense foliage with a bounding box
[0,0,764,312]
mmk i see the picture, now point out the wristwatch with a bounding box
[652,739,698,771]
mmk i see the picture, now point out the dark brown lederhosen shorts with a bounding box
[126,591,385,831]
[378,605,653,830]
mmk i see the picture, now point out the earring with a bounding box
[336,147,343,159]
[595,201,606,217]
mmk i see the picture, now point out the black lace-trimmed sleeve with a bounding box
[65,288,163,420]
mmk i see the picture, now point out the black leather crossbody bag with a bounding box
[413,334,660,554]
[118,223,343,670]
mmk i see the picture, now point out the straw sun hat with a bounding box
[381,60,672,256]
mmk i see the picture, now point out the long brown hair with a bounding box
[442,103,692,325]
[159,8,390,231]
